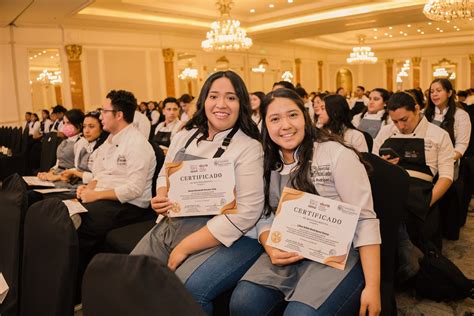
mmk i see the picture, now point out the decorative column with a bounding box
[162,48,176,97]
[412,57,421,88]
[295,58,301,85]
[54,85,63,105]
[385,59,394,91]
[470,54,474,88]
[65,44,84,111]
[317,61,323,91]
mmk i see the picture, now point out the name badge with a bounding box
[267,187,361,270]
[166,157,236,217]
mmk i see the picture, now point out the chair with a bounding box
[20,198,78,316]
[82,253,204,316]
[0,174,28,316]
[39,132,62,172]
[102,141,164,254]
[361,153,410,316]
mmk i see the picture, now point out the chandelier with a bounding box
[178,67,198,80]
[201,0,252,52]
[423,0,473,21]
[281,71,294,83]
[252,58,269,73]
[36,69,62,85]
[346,35,378,64]
[433,67,450,77]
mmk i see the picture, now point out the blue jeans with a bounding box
[230,260,365,316]
[184,236,263,315]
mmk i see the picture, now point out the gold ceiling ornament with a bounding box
[346,35,378,64]
[201,0,253,52]
[423,0,474,21]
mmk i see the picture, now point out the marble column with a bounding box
[295,58,301,85]
[317,61,323,91]
[65,44,85,111]
[162,48,176,97]
[412,57,421,88]
[385,59,394,91]
[54,85,63,105]
[470,54,474,88]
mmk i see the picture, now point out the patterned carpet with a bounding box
[395,202,474,316]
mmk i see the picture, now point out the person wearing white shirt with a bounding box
[24,112,32,130]
[50,105,67,133]
[152,97,181,151]
[349,85,369,117]
[179,93,196,124]
[132,71,264,314]
[39,109,53,135]
[373,91,454,249]
[231,88,381,315]
[352,88,392,139]
[76,90,156,267]
[147,101,161,125]
[132,109,151,139]
[424,79,471,240]
[296,87,315,123]
[318,94,369,152]
[28,113,41,139]
[250,91,265,131]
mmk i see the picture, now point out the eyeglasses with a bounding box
[99,108,116,114]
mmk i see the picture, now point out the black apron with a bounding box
[350,101,366,118]
[153,131,172,148]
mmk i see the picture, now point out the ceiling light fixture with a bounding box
[433,67,450,77]
[423,0,474,21]
[281,71,294,82]
[201,0,253,52]
[346,35,378,64]
[252,58,269,73]
[178,67,198,80]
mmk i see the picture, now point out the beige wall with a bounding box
[1,25,472,126]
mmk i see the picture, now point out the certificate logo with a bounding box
[271,231,282,244]
[329,249,336,256]
[171,202,181,213]
[117,155,127,166]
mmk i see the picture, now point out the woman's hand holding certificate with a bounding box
[166,158,237,217]
[266,187,361,270]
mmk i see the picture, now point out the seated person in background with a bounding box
[152,97,181,153]
[179,93,196,124]
[352,88,392,139]
[76,89,156,264]
[28,113,42,140]
[296,87,315,123]
[147,101,161,125]
[272,80,295,91]
[373,91,454,250]
[24,111,32,130]
[312,92,328,126]
[50,104,67,134]
[132,104,151,139]
[250,91,265,129]
[39,109,52,135]
[37,109,85,180]
[60,111,108,183]
[349,85,369,117]
[318,94,369,152]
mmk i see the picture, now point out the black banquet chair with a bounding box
[82,253,205,316]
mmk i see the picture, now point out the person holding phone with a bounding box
[373,91,454,249]
[230,88,381,316]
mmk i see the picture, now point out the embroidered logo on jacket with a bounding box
[117,155,127,166]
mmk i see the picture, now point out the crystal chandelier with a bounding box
[423,0,473,21]
[36,69,62,85]
[201,0,253,52]
[178,67,198,80]
[346,35,378,64]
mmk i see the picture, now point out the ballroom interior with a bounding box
[0,0,473,127]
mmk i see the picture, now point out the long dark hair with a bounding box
[85,111,108,150]
[184,71,260,142]
[424,78,456,144]
[250,91,265,116]
[261,89,346,216]
[360,88,390,123]
[322,94,357,136]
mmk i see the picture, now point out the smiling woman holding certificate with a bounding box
[131,71,264,314]
[230,89,381,316]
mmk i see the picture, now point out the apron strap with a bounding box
[213,125,239,158]
[182,125,240,159]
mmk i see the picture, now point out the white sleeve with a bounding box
[437,131,455,181]
[206,143,265,247]
[114,142,156,204]
[352,113,362,128]
[156,130,185,189]
[332,148,381,248]
[372,125,392,156]
[151,111,160,125]
[82,171,93,184]
[453,109,471,156]
[345,129,368,152]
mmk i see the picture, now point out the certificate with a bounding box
[266,187,361,270]
[62,199,88,216]
[166,157,236,217]
[22,176,55,187]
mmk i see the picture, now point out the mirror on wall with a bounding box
[432,58,457,89]
[177,52,199,97]
[28,48,64,112]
